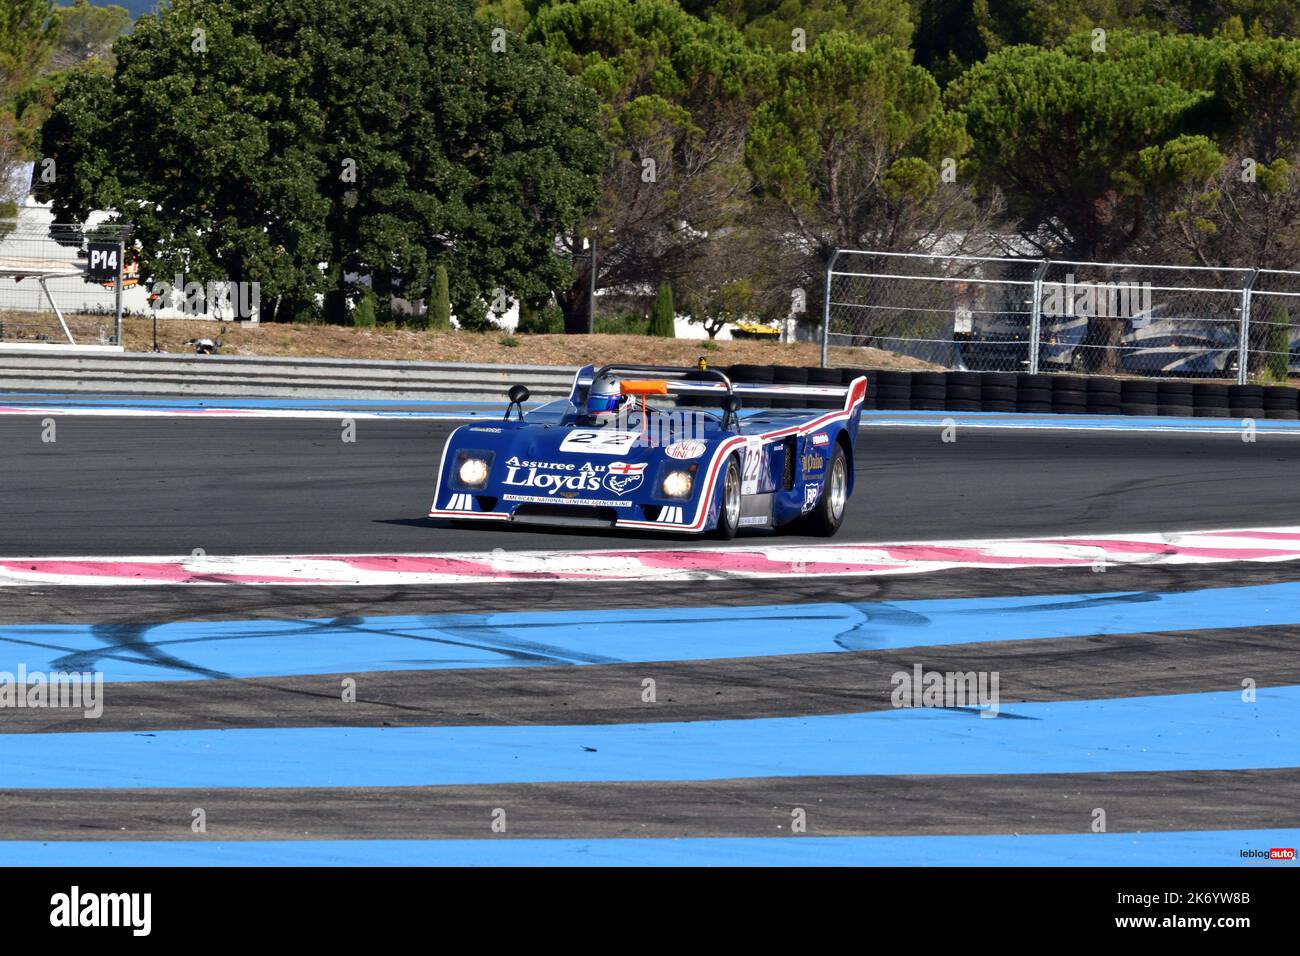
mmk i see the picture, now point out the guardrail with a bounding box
[0,351,579,402]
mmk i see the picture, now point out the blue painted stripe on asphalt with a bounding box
[861,409,1300,433]
[3,581,1299,682]
[2,829,1295,867]
[1,687,1294,789]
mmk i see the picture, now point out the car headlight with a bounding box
[661,469,693,498]
[456,455,490,489]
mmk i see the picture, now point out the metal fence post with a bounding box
[1028,259,1050,375]
[1238,268,1259,385]
[821,249,840,368]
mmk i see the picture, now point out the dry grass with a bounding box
[73,316,938,369]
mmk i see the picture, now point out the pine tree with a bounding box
[649,282,676,337]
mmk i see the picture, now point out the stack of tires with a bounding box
[1120,379,1158,416]
[1015,373,1052,413]
[1192,383,1231,418]
[872,371,912,410]
[1229,384,1265,420]
[1262,386,1300,420]
[1157,380,1195,417]
[1051,375,1088,415]
[909,371,947,411]
[980,372,1017,413]
[944,372,982,412]
[1085,377,1122,414]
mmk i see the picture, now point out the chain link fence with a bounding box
[0,219,133,347]
[823,250,1300,382]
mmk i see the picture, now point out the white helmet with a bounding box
[587,372,626,416]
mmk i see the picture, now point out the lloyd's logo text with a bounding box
[50,887,151,936]
[150,274,260,319]
[0,665,103,718]
[891,665,1000,718]
[502,457,645,495]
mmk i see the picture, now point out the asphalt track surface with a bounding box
[3,416,1300,556]
[2,410,1300,864]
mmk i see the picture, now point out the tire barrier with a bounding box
[718,366,1300,421]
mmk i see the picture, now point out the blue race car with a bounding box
[428,363,867,537]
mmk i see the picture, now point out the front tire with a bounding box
[713,455,741,540]
[805,443,849,537]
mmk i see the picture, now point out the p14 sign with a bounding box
[86,243,122,283]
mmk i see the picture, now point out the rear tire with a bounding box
[713,455,741,540]
[805,444,849,537]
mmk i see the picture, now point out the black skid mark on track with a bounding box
[53,623,233,680]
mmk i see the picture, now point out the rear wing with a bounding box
[568,364,864,410]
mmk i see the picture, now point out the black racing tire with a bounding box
[713,455,741,540]
[946,371,982,388]
[729,364,773,385]
[804,442,849,537]
[1017,402,1053,414]
[1193,407,1231,418]
[1266,408,1300,420]
[1158,405,1195,418]
[1087,378,1122,398]
[1121,381,1158,402]
[1086,405,1122,415]
[772,365,809,384]
[945,399,983,412]
[945,385,982,402]
[981,385,1017,403]
[1230,407,1266,420]
[983,400,1017,413]
[808,367,843,385]
[1017,387,1052,404]
[1121,403,1159,416]
[1052,389,1088,407]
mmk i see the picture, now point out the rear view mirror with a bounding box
[504,383,530,420]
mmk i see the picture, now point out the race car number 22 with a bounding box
[559,430,641,455]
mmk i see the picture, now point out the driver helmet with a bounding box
[587,372,627,416]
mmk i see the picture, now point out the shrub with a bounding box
[648,282,676,337]
[352,290,377,328]
[499,334,520,348]
[517,301,564,334]
[429,265,451,330]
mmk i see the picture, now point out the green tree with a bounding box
[430,264,452,331]
[1,0,59,219]
[648,281,676,337]
[528,0,771,331]
[949,31,1227,261]
[40,0,604,324]
[745,31,987,300]
[49,0,131,70]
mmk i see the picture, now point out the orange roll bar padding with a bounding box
[620,380,669,396]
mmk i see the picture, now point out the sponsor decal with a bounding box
[812,432,830,447]
[469,426,503,433]
[602,461,646,494]
[503,456,603,496]
[739,516,768,527]
[803,483,820,513]
[801,453,825,473]
[503,493,632,508]
[665,439,707,460]
[559,429,641,455]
